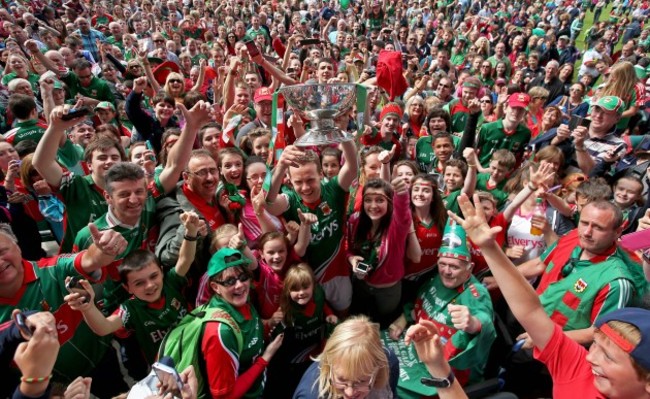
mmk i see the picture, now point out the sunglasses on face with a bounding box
[215,270,251,287]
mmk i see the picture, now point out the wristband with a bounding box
[527,182,538,191]
[183,234,198,241]
[21,374,52,384]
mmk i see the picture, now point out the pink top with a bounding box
[346,190,412,285]
[240,199,283,249]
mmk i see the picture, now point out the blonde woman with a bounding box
[474,37,490,58]
[526,86,550,137]
[599,61,639,130]
[293,316,399,399]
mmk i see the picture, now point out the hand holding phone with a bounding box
[356,261,372,274]
[270,321,287,340]
[13,312,34,339]
[61,107,91,121]
[66,276,91,304]
[153,360,184,396]
[244,40,260,59]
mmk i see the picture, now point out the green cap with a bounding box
[438,220,471,262]
[532,28,545,37]
[207,248,251,277]
[53,80,64,90]
[95,101,115,111]
[594,95,625,115]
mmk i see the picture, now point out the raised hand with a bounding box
[228,223,247,250]
[178,100,214,131]
[447,194,503,248]
[88,222,128,257]
[179,210,200,237]
[133,76,148,93]
[297,208,317,226]
[378,144,396,165]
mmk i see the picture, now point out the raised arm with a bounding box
[190,59,207,93]
[338,139,359,190]
[139,50,162,93]
[25,40,60,75]
[449,194,556,351]
[176,211,200,277]
[159,101,213,194]
[33,104,86,188]
[253,54,297,86]
[503,163,555,222]
[265,146,304,215]
[295,209,317,257]
[461,148,478,197]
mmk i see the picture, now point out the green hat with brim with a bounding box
[207,248,251,277]
[53,80,64,90]
[634,65,648,79]
[438,221,471,262]
[594,95,625,115]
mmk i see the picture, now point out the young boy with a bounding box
[612,175,645,233]
[442,148,478,215]
[415,132,454,178]
[65,211,201,365]
[475,149,516,209]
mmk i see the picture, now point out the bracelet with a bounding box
[183,234,198,241]
[238,239,248,250]
[21,374,52,384]
[527,182,538,191]
[467,163,477,168]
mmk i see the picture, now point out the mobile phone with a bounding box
[244,40,260,58]
[620,228,650,251]
[270,321,286,340]
[580,118,591,129]
[152,361,184,395]
[356,262,371,274]
[568,115,584,131]
[611,142,626,155]
[299,38,321,46]
[66,276,91,304]
[13,312,34,339]
[61,107,91,121]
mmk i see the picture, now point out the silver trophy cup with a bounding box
[279,83,357,146]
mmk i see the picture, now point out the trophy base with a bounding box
[294,129,353,147]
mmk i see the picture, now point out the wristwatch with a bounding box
[421,371,455,388]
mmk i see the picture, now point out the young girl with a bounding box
[240,156,283,248]
[392,160,419,190]
[245,127,271,161]
[217,147,246,222]
[320,147,342,182]
[347,146,383,215]
[264,264,338,398]
[347,177,422,328]
[403,174,447,301]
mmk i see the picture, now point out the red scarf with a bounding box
[181,183,225,231]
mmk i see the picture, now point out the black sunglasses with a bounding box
[215,273,251,287]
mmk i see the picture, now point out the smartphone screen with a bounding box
[66,276,91,303]
[568,115,583,131]
[13,312,33,338]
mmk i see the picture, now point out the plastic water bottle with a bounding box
[530,198,544,236]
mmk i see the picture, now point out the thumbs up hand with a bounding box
[88,222,127,257]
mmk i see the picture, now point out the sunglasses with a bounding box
[169,79,183,84]
[215,272,251,287]
[154,39,165,43]
[480,99,492,103]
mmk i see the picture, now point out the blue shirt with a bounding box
[74,29,106,61]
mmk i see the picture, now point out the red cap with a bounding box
[507,93,530,109]
[254,86,273,103]
[380,102,403,121]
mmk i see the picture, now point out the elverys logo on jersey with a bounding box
[310,219,339,243]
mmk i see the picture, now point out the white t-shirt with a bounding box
[507,209,547,266]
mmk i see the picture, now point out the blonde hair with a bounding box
[316,316,389,399]
[280,263,316,325]
[164,72,186,97]
[210,223,237,253]
[600,61,638,103]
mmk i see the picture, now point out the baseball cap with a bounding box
[507,93,531,109]
[558,35,570,41]
[53,80,64,90]
[254,86,273,103]
[634,65,647,79]
[95,101,115,111]
[207,248,251,277]
[595,308,650,371]
[593,96,625,114]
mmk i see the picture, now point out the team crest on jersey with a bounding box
[574,278,588,293]
[171,298,180,310]
[319,202,331,216]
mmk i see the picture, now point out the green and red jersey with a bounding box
[4,119,48,145]
[476,119,531,167]
[402,274,495,392]
[73,176,165,312]
[56,172,108,253]
[404,218,442,280]
[537,229,649,331]
[0,253,111,383]
[475,173,508,208]
[282,176,349,283]
[114,269,189,364]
